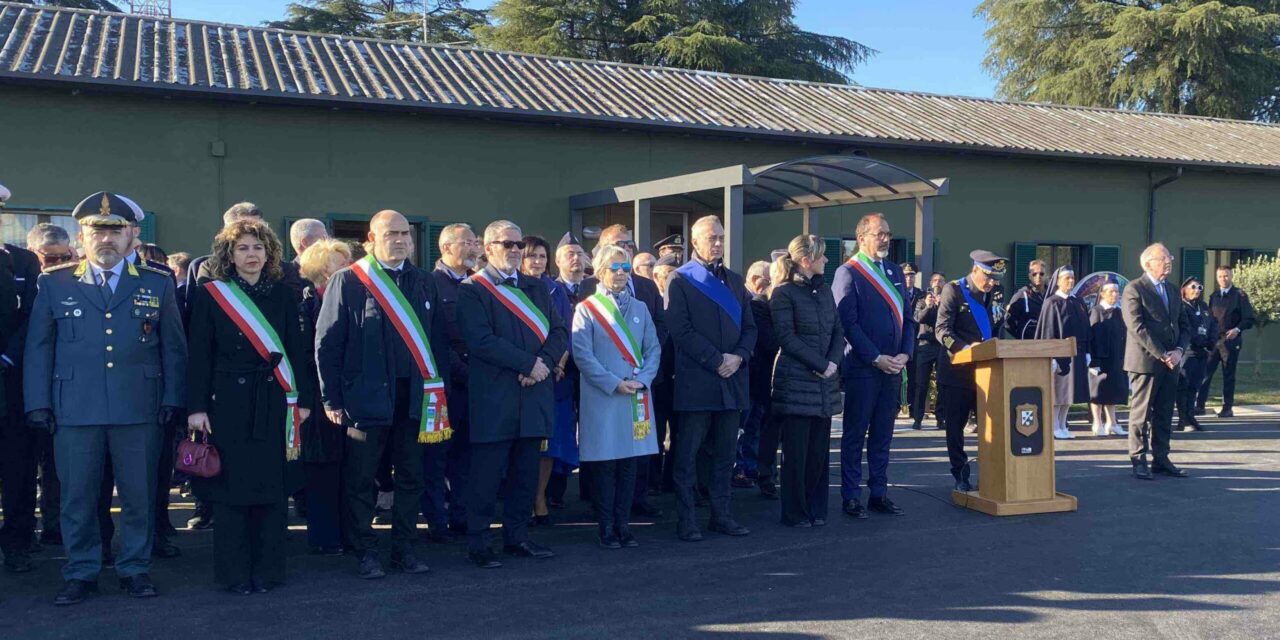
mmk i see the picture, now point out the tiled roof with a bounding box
[3,1,1280,170]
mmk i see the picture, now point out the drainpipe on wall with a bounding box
[1147,166,1183,245]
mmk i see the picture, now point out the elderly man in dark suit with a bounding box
[316,210,448,579]
[579,223,667,517]
[666,215,757,542]
[458,220,569,568]
[1123,243,1191,480]
[431,222,478,535]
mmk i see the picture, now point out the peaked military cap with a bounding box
[557,231,582,248]
[969,249,1008,279]
[654,233,685,253]
[71,191,143,228]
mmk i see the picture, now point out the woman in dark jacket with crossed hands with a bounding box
[770,234,844,527]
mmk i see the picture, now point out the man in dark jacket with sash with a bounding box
[935,250,1006,492]
[666,215,757,542]
[458,220,569,568]
[832,213,914,518]
[316,210,448,579]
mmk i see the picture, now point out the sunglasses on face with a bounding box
[609,262,632,273]
[1030,272,1045,277]
[489,240,526,251]
[1189,284,1203,291]
[37,250,75,265]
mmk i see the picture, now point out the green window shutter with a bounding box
[906,239,916,265]
[1011,242,1036,289]
[824,238,842,283]
[281,216,299,260]
[426,222,446,268]
[1181,248,1206,284]
[138,211,156,244]
[1091,244,1120,273]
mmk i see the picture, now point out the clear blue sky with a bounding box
[175,0,997,98]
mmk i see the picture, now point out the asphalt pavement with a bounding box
[2,414,1278,640]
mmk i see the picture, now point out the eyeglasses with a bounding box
[489,240,525,251]
[609,262,632,273]
[1030,272,1046,277]
[36,250,75,265]
[1189,284,1203,291]
[614,240,637,249]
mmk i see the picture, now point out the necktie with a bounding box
[1157,282,1168,308]
[503,277,516,287]
[99,270,114,304]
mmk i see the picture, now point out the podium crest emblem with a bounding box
[1015,403,1039,437]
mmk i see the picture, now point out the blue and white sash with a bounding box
[676,260,742,328]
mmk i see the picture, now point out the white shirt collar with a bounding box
[377,257,406,272]
[91,259,125,280]
[125,250,139,265]
[1146,273,1165,287]
[1054,290,1068,299]
[494,268,517,283]
[1221,286,1232,295]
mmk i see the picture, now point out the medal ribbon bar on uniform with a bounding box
[351,255,451,444]
[471,270,550,343]
[204,280,303,460]
[583,291,652,440]
[848,252,905,343]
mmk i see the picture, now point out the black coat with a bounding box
[431,262,471,393]
[769,274,844,418]
[935,276,998,390]
[314,262,449,429]
[1005,285,1044,339]
[747,294,777,405]
[299,285,344,464]
[666,261,757,412]
[1037,293,1091,404]
[912,290,940,345]
[1182,299,1218,357]
[187,279,312,505]
[458,267,569,443]
[1208,287,1254,360]
[1088,304,1129,405]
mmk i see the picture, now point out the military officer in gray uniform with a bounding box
[24,192,187,606]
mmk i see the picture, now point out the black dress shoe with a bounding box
[504,541,555,559]
[842,499,869,519]
[868,497,905,516]
[1132,459,1154,480]
[1153,462,1189,477]
[631,501,663,518]
[677,527,703,542]
[911,420,923,430]
[1217,408,1234,418]
[54,580,97,605]
[3,552,34,573]
[598,533,621,549]
[468,550,502,569]
[617,530,639,548]
[153,539,182,558]
[390,551,430,574]
[954,479,974,492]
[707,519,750,536]
[357,552,386,579]
[227,583,253,596]
[758,482,779,500]
[119,573,158,598]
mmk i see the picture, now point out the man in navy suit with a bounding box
[832,213,914,518]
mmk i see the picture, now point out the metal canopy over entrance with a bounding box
[569,154,949,274]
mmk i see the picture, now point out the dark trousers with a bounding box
[211,500,285,587]
[38,431,60,537]
[910,343,940,422]
[153,421,178,537]
[735,398,768,478]
[1178,355,1207,426]
[444,399,471,528]
[1198,339,1242,411]
[756,409,781,486]
[840,374,898,501]
[1129,370,1178,462]
[466,437,542,553]
[0,411,39,555]
[418,441,449,531]
[674,410,739,530]
[780,415,831,525]
[589,457,637,536]
[54,423,159,581]
[655,383,675,491]
[938,384,976,476]
[303,461,344,550]
[342,382,424,556]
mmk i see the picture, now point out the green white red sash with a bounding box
[350,255,451,443]
[472,270,550,343]
[583,291,652,441]
[848,252,905,341]
[204,280,302,460]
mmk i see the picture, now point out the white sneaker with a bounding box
[1092,423,1108,437]
[1054,426,1075,440]
[1109,423,1128,436]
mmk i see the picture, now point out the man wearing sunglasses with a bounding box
[580,224,668,518]
[1005,259,1047,340]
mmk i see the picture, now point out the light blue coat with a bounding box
[572,291,660,462]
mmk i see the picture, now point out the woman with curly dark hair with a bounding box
[186,218,313,594]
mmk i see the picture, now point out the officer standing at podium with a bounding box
[934,250,1006,492]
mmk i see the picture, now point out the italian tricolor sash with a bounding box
[848,252,905,341]
[471,270,550,343]
[350,256,451,444]
[583,291,653,441]
[204,280,303,461]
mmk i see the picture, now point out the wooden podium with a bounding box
[949,339,1079,516]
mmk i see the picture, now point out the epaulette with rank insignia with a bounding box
[136,263,168,275]
[48,261,79,273]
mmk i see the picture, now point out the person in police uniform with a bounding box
[654,234,686,264]
[23,192,187,605]
[934,250,1006,492]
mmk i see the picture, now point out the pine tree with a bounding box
[268,0,486,44]
[978,0,1280,121]
[476,0,873,84]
